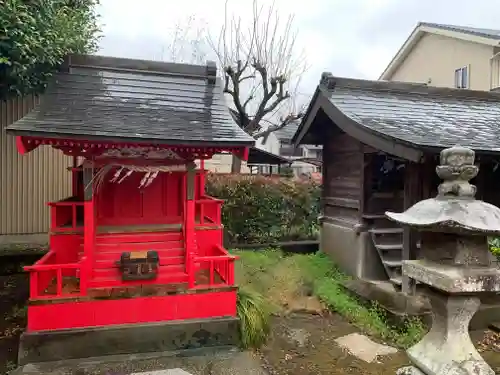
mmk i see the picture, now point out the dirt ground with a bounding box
[0,253,39,374]
[0,273,29,374]
[259,313,500,375]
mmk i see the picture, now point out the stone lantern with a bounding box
[386,146,500,375]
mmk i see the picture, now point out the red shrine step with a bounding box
[82,230,191,288]
[93,264,185,279]
[87,269,189,288]
[93,251,185,269]
[80,231,186,268]
[95,231,183,244]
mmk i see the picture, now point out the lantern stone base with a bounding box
[397,288,494,375]
[398,257,500,375]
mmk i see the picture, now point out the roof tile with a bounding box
[420,22,500,40]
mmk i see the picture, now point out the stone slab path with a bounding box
[129,371,192,375]
[129,370,193,375]
[334,333,398,363]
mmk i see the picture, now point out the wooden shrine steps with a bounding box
[87,230,188,289]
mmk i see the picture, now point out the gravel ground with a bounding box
[259,313,500,375]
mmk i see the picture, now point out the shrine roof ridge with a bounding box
[63,54,218,80]
[320,73,500,101]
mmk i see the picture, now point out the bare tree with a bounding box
[208,0,309,172]
[160,2,308,172]
[158,15,210,64]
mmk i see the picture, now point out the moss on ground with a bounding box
[234,249,426,348]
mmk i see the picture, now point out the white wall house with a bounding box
[380,22,500,91]
[262,122,321,176]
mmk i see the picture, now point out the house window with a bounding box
[280,144,303,157]
[454,66,469,89]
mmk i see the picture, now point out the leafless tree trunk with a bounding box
[208,0,309,173]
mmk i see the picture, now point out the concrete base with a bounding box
[0,233,47,247]
[321,221,386,280]
[19,317,239,366]
[342,278,432,326]
[343,277,500,330]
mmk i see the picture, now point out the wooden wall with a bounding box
[322,133,363,225]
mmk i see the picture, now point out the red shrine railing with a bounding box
[192,245,237,288]
[26,186,234,300]
[24,251,86,299]
[195,195,223,226]
[48,199,84,232]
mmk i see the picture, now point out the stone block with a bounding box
[19,317,239,365]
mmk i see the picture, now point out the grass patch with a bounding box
[237,287,271,348]
[234,248,426,348]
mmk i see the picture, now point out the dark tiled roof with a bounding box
[420,22,500,40]
[299,74,500,153]
[247,147,290,165]
[274,121,300,142]
[6,54,255,147]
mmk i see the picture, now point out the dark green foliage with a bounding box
[206,174,321,245]
[0,0,101,98]
[489,237,500,260]
[279,165,294,178]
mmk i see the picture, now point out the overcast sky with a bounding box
[97,0,500,97]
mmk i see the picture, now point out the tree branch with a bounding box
[252,112,304,139]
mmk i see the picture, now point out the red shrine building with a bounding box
[6,55,255,363]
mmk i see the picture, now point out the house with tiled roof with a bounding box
[380,22,500,91]
[262,121,321,176]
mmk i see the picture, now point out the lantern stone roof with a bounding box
[293,74,500,161]
[6,54,255,148]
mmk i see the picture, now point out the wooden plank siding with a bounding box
[322,133,363,225]
[1,95,72,236]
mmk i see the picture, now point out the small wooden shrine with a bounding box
[293,73,500,293]
[6,55,254,343]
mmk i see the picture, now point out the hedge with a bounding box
[206,174,321,245]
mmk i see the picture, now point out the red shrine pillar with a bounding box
[81,162,95,293]
[185,162,197,288]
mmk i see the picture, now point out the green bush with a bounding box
[206,174,321,245]
[0,0,101,98]
[236,287,270,348]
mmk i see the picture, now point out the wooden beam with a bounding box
[82,165,93,201]
[402,161,421,295]
[360,153,373,218]
[322,197,360,210]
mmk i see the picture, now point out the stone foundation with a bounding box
[19,317,239,365]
